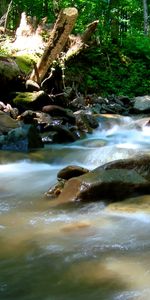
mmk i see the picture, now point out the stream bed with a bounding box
[0,115,150,300]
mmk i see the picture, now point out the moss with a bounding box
[13,92,37,110]
[13,91,45,110]
[15,54,38,75]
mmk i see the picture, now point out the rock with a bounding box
[57,168,150,203]
[45,180,65,199]
[12,91,52,111]
[0,111,20,134]
[0,57,21,93]
[133,95,150,112]
[57,165,89,180]
[0,124,43,151]
[41,124,79,143]
[53,155,150,203]
[98,155,150,180]
[42,105,76,125]
[18,110,39,124]
[118,95,130,106]
[26,80,40,92]
[70,95,86,110]
[95,114,123,130]
[106,195,150,214]
[74,110,99,133]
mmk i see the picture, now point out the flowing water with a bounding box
[0,115,150,300]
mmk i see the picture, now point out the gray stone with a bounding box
[0,124,43,151]
[133,95,150,112]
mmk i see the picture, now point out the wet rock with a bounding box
[0,124,43,151]
[106,195,150,214]
[57,165,89,180]
[53,155,150,203]
[18,110,52,128]
[41,124,79,143]
[42,105,76,125]
[98,155,150,181]
[95,114,123,130]
[45,166,89,199]
[74,110,99,133]
[57,168,150,203]
[45,179,65,199]
[133,95,150,112]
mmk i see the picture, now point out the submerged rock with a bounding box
[106,195,150,213]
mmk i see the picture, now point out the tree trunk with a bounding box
[30,7,78,84]
[143,0,149,35]
[64,20,99,61]
[109,0,120,44]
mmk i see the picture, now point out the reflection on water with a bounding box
[0,116,150,300]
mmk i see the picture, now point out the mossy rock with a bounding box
[12,91,51,111]
[0,56,20,80]
[14,54,38,75]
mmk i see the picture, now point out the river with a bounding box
[0,115,150,300]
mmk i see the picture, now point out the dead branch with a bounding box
[64,20,99,61]
[30,7,78,83]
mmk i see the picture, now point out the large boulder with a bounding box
[0,57,21,93]
[12,91,51,111]
[98,155,150,180]
[57,169,150,203]
[133,95,150,112]
[55,155,150,203]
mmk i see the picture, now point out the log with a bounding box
[30,7,78,83]
[64,20,99,61]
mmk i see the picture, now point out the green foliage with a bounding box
[66,44,150,97]
[123,31,150,59]
[1,0,150,98]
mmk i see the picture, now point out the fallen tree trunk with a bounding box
[64,20,99,61]
[30,7,78,83]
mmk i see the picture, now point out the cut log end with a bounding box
[63,7,78,16]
